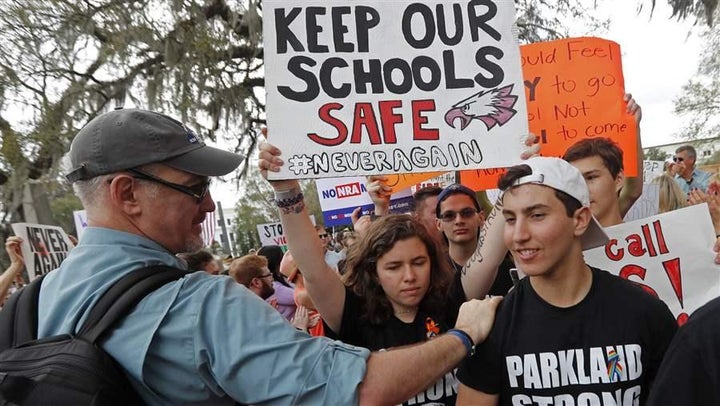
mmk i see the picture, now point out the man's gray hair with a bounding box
[676,145,697,159]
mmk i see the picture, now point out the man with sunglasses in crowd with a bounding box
[32,108,502,404]
[437,184,514,298]
[667,145,711,194]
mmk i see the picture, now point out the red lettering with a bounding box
[412,100,439,140]
[308,103,347,146]
[662,257,683,307]
[654,220,669,254]
[351,103,381,144]
[379,100,403,144]
[626,233,647,257]
[640,224,657,256]
[618,264,658,297]
[604,239,623,261]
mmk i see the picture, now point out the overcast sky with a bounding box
[591,0,702,147]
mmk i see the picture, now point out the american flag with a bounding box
[201,210,216,248]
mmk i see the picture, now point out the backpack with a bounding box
[0,265,187,406]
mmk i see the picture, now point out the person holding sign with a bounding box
[0,236,25,308]
[31,108,506,405]
[455,157,677,405]
[259,140,504,406]
[562,93,643,227]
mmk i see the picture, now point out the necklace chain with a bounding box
[394,308,417,315]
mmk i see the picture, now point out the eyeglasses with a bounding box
[257,273,273,279]
[439,208,478,222]
[318,233,329,238]
[673,157,684,163]
[128,168,210,203]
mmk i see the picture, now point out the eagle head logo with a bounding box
[444,84,519,131]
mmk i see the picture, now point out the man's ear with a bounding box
[614,171,625,194]
[573,206,593,238]
[108,175,142,215]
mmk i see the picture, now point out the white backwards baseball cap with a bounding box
[501,156,609,250]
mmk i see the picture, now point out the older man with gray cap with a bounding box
[35,108,502,405]
[456,157,677,405]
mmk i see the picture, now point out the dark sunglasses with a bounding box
[439,208,478,222]
[673,156,684,163]
[128,168,210,203]
[318,233,329,238]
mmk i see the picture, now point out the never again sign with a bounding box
[11,222,75,280]
[265,0,528,179]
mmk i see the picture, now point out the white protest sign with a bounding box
[643,160,665,183]
[256,216,316,250]
[265,1,529,179]
[584,204,720,325]
[11,223,75,281]
[73,210,88,239]
[315,176,413,226]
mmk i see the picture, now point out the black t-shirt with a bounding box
[330,285,465,405]
[457,267,677,405]
[647,295,720,405]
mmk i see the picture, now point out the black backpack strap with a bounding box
[0,274,47,350]
[77,265,188,343]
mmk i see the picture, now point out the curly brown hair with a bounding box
[342,214,453,325]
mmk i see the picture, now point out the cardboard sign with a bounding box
[11,223,75,281]
[584,204,720,325]
[523,37,637,172]
[457,37,638,190]
[315,176,413,226]
[265,0,528,179]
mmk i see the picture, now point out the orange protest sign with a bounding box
[461,37,639,191]
[523,37,637,173]
[460,168,507,191]
[386,172,444,193]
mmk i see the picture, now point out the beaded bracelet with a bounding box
[447,329,475,357]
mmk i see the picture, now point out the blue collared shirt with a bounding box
[38,227,369,405]
[674,168,712,194]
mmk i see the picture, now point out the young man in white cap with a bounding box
[31,108,502,405]
[456,157,677,405]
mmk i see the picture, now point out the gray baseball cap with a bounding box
[65,108,242,182]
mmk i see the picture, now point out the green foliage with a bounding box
[0,0,265,223]
[644,147,670,161]
[674,7,720,139]
[649,0,719,25]
[48,188,83,236]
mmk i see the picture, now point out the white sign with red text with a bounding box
[584,204,720,325]
[265,0,528,179]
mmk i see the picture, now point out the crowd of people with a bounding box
[1,92,720,405]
